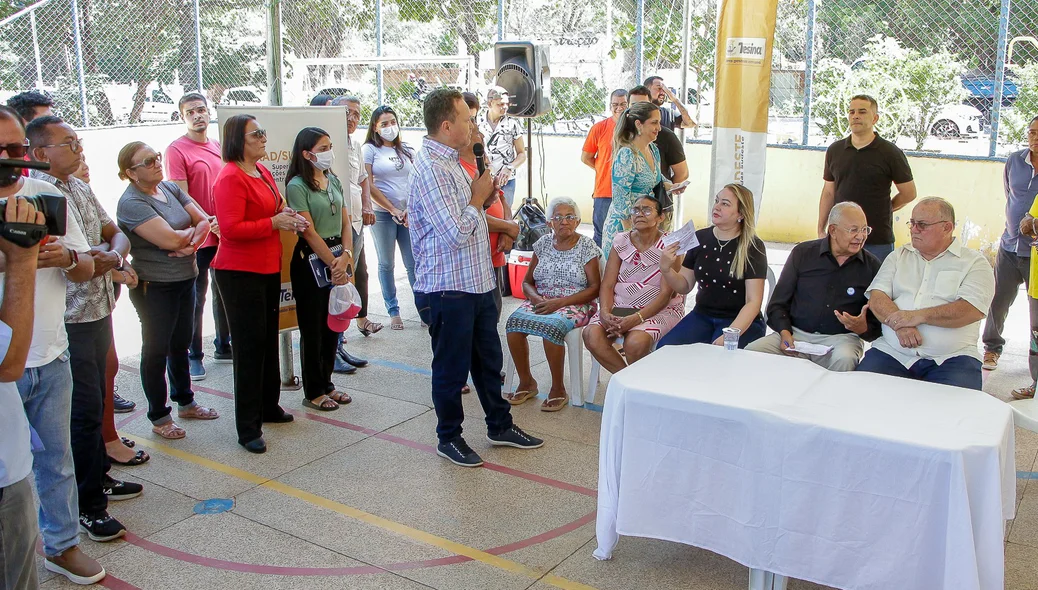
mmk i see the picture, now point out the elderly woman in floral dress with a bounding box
[504,197,602,411]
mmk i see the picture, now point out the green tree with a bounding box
[999,63,1038,145]
[392,0,495,69]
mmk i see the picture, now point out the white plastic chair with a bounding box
[503,327,587,406]
[1009,398,1038,433]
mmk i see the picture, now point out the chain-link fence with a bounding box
[0,0,1035,157]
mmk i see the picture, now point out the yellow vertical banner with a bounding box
[708,0,779,218]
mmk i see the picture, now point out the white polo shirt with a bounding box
[866,238,994,367]
[0,178,90,368]
[346,137,368,235]
[0,320,32,488]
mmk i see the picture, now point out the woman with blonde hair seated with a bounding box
[504,197,601,411]
[583,195,684,375]
[657,183,767,348]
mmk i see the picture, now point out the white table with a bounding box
[594,344,1015,590]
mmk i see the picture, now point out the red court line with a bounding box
[115,408,146,429]
[118,365,599,498]
[100,574,142,590]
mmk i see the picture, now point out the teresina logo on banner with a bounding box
[708,0,778,221]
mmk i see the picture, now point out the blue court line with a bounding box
[1018,472,1038,480]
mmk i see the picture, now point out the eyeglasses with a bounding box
[835,225,872,236]
[39,138,84,154]
[631,206,656,217]
[551,215,578,223]
[129,153,163,170]
[907,219,950,230]
[346,110,361,121]
[0,139,30,158]
[246,128,267,140]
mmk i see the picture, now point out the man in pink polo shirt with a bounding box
[165,92,230,381]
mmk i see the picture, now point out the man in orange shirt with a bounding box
[581,89,628,247]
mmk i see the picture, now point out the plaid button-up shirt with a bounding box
[408,136,496,294]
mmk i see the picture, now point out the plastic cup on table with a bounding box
[722,327,741,351]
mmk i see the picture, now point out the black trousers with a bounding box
[65,316,113,515]
[352,227,370,318]
[191,245,231,360]
[128,279,196,424]
[290,237,341,401]
[214,270,282,444]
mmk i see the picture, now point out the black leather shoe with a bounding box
[337,345,368,368]
[263,408,294,423]
[241,437,267,454]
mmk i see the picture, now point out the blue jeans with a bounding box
[414,290,513,443]
[501,179,517,208]
[856,348,983,390]
[592,197,611,248]
[863,242,894,262]
[372,210,417,317]
[16,354,79,557]
[657,309,766,349]
[191,245,231,360]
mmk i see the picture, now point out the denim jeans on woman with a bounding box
[371,210,416,317]
[16,354,80,557]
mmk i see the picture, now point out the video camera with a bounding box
[0,158,66,248]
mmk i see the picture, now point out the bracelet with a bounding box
[61,248,79,272]
[636,311,645,323]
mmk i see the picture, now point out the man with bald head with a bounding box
[857,197,994,389]
[746,202,882,370]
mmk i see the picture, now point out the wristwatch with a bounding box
[62,248,79,272]
[114,250,125,271]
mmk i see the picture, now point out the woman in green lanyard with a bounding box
[286,127,354,412]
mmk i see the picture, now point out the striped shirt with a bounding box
[408,136,496,294]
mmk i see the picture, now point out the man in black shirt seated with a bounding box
[746,202,882,370]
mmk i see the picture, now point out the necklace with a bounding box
[713,226,739,253]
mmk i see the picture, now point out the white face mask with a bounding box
[310,150,334,171]
[378,125,400,142]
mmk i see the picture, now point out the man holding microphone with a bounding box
[409,89,543,467]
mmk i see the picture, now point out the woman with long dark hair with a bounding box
[363,105,417,329]
[212,114,310,453]
[285,127,354,412]
[600,101,662,257]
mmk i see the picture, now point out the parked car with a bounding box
[929,104,984,138]
[137,88,180,122]
[961,71,1018,120]
[221,86,264,106]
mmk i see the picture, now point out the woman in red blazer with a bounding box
[212,114,309,454]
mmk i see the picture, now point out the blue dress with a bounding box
[601,144,662,258]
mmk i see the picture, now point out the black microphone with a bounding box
[473,143,486,177]
[0,159,50,171]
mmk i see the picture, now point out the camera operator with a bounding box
[0,106,107,585]
[0,195,45,590]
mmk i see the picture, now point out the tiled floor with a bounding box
[30,238,1038,589]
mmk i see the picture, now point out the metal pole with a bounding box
[802,0,816,145]
[193,0,203,92]
[497,0,504,41]
[70,0,89,127]
[30,11,43,88]
[990,0,1011,157]
[634,0,645,84]
[376,0,384,105]
[266,0,283,106]
[676,0,690,225]
[527,119,533,203]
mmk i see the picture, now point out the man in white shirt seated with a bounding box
[857,197,995,389]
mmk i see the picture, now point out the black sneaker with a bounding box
[112,392,135,413]
[487,425,544,449]
[79,511,126,542]
[213,349,233,363]
[436,437,483,467]
[103,475,143,501]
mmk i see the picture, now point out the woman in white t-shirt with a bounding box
[362,105,417,330]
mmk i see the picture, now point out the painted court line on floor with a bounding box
[124,436,598,590]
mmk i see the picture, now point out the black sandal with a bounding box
[121,437,135,448]
[302,395,339,412]
[110,449,150,466]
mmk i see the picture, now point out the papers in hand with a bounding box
[788,342,833,356]
[661,220,699,255]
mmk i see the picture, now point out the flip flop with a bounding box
[328,390,352,405]
[391,316,404,330]
[540,394,569,412]
[178,405,219,420]
[505,389,538,406]
[303,395,339,412]
[152,421,186,440]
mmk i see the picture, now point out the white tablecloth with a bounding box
[595,344,1015,590]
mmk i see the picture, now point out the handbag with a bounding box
[653,180,674,213]
[512,197,551,251]
[308,244,345,288]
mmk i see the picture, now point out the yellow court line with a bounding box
[127,435,598,590]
